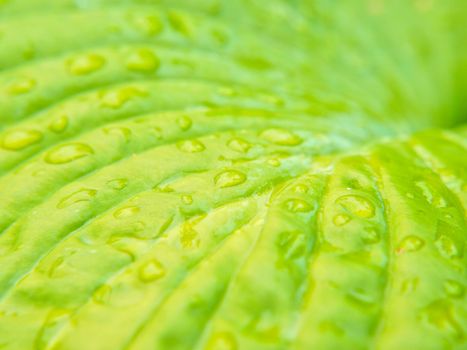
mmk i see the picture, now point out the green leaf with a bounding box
[0,1,465,349]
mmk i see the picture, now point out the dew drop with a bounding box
[435,235,461,260]
[107,178,128,190]
[180,225,200,249]
[444,280,465,298]
[181,194,193,205]
[293,184,309,194]
[126,48,160,72]
[57,188,97,209]
[361,228,380,244]
[114,206,140,218]
[103,126,132,141]
[48,115,69,133]
[177,139,205,153]
[1,129,42,150]
[100,86,148,109]
[7,77,36,95]
[45,143,94,164]
[206,332,237,350]
[66,53,106,75]
[132,14,163,36]
[396,235,424,254]
[214,170,247,188]
[333,214,351,226]
[138,259,165,282]
[335,194,375,218]
[93,285,112,304]
[420,300,463,339]
[227,137,251,153]
[176,115,192,131]
[267,158,281,167]
[260,128,302,146]
[284,198,313,213]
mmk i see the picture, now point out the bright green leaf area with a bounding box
[0,0,465,349]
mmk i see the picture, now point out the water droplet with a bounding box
[93,285,112,304]
[420,300,463,339]
[126,48,160,72]
[361,228,380,244]
[181,194,193,205]
[139,259,165,282]
[7,77,36,95]
[1,129,42,150]
[260,128,302,146]
[227,137,251,153]
[267,158,281,167]
[396,235,424,254]
[48,115,69,133]
[103,126,132,141]
[435,235,461,259]
[100,86,148,109]
[176,116,192,131]
[180,225,200,249]
[444,280,464,298]
[177,139,205,153]
[293,184,308,193]
[284,199,313,213]
[66,53,106,75]
[214,170,247,188]
[132,14,163,36]
[107,178,128,190]
[333,214,351,226]
[416,181,433,204]
[167,11,191,36]
[45,143,94,164]
[335,194,375,218]
[57,188,97,209]
[114,206,140,218]
[206,331,237,350]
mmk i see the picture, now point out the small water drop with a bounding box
[103,126,132,141]
[335,194,375,218]
[180,225,200,249]
[361,227,380,244]
[284,198,313,213]
[114,206,140,218]
[126,48,160,72]
[227,137,251,153]
[57,188,97,209]
[177,139,205,153]
[132,14,163,36]
[48,115,69,133]
[396,235,424,254]
[139,259,165,282]
[66,53,106,75]
[267,158,281,167]
[214,170,247,188]
[93,285,112,304]
[100,86,148,109]
[45,143,93,164]
[260,128,302,146]
[206,331,237,350]
[1,129,42,150]
[107,178,128,190]
[7,77,36,95]
[176,115,192,131]
[293,184,309,194]
[333,214,351,226]
[444,280,465,298]
[435,235,461,260]
[181,194,193,205]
